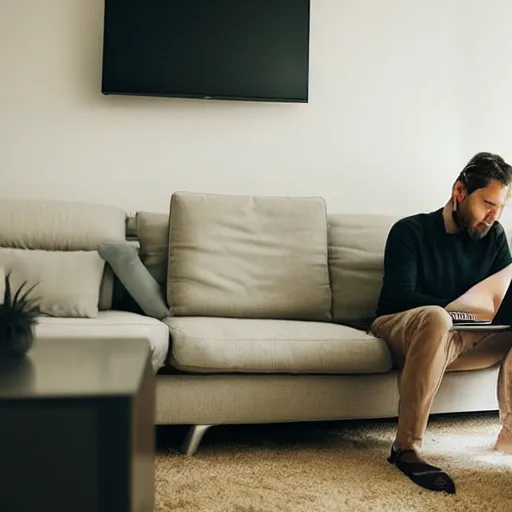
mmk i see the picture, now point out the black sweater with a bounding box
[376,208,512,317]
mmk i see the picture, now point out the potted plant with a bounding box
[0,272,40,358]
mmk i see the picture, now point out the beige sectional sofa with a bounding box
[0,194,504,456]
[0,199,169,372]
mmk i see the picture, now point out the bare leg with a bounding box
[495,342,512,453]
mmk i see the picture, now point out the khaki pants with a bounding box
[371,305,512,451]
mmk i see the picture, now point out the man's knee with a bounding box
[397,306,455,355]
[371,305,453,344]
[415,306,453,336]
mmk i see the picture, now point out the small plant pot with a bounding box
[3,328,35,358]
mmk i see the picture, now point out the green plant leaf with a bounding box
[4,270,12,306]
[12,280,39,307]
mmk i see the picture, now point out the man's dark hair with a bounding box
[455,152,512,194]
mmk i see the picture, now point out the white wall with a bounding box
[1,0,512,216]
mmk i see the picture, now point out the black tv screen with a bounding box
[101,0,311,103]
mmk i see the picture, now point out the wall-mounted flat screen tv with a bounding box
[101,0,311,103]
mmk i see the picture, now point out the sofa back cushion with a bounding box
[328,214,398,323]
[167,192,332,321]
[135,211,169,294]
[0,199,127,310]
[0,199,126,250]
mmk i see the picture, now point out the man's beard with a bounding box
[452,201,490,241]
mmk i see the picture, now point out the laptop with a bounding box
[450,280,512,331]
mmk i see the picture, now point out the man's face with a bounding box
[454,179,510,240]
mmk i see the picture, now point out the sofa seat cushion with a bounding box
[163,317,393,374]
[34,311,170,372]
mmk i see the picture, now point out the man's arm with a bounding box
[445,264,512,320]
[445,289,496,320]
[446,228,512,319]
[379,221,451,312]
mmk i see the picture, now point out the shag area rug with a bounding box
[155,412,512,511]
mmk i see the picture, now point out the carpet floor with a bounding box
[155,412,512,511]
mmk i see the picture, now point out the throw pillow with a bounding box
[97,243,170,319]
[0,248,105,318]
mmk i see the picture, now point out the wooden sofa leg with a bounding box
[180,425,212,456]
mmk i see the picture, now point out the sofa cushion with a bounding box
[328,214,398,324]
[0,248,105,318]
[163,317,392,374]
[0,199,127,250]
[98,243,169,319]
[135,211,169,291]
[167,192,332,321]
[35,311,170,372]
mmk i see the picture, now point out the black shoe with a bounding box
[388,444,456,494]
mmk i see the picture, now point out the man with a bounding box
[371,152,512,494]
